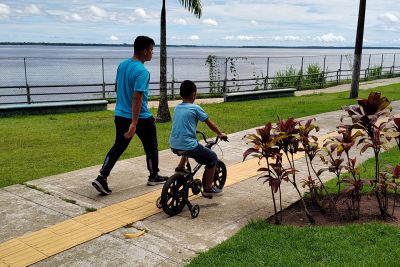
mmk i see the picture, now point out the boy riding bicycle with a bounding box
[169,80,227,197]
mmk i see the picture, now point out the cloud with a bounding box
[378,13,399,24]
[250,20,258,26]
[109,35,119,41]
[202,18,218,26]
[189,35,200,40]
[0,3,11,19]
[314,33,345,42]
[223,35,263,41]
[24,4,41,15]
[172,18,187,25]
[273,35,302,41]
[237,35,254,41]
[64,13,83,22]
[89,5,108,19]
[134,8,147,19]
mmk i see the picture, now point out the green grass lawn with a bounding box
[0,84,399,188]
[188,221,400,267]
[324,147,400,194]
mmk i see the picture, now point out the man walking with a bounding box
[92,36,168,195]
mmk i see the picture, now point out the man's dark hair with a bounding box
[180,80,197,98]
[134,36,155,52]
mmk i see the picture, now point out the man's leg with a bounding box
[136,117,168,185]
[92,116,132,194]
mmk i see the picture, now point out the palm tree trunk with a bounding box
[157,0,171,122]
[350,0,366,99]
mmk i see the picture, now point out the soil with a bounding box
[267,194,400,226]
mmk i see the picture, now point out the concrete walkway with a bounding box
[1,80,399,266]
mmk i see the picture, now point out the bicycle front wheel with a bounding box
[161,173,188,216]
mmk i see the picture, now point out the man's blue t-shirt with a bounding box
[169,103,209,150]
[114,58,152,119]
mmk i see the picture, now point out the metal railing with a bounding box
[0,53,399,105]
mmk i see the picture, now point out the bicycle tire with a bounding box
[161,173,189,216]
[202,160,227,190]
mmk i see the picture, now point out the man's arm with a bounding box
[204,118,227,140]
[124,91,143,138]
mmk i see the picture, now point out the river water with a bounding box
[0,45,399,104]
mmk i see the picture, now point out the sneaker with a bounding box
[147,175,169,186]
[92,175,112,195]
[203,186,223,197]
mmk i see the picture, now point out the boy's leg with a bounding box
[93,116,132,194]
[204,165,217,189]
[187,144,222,196]
[175,156,187,172]
[135,117,168,185]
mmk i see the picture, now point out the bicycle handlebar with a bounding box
[196,131,228,147]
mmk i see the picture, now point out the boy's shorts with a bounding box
[171,144,218,168]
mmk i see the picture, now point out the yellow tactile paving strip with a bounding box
[0,125,387,266]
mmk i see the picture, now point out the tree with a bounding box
[350,0,366,99]
[156,0,202,122]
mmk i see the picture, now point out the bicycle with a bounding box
[156,131,228,218]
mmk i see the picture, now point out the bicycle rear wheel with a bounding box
[202,160,227,190]
[161,173,189,216]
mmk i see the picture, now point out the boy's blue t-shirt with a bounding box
[169,103,209,150]
[114,58,152,119]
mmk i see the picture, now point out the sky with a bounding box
[0,0,400,47]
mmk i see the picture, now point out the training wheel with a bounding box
[190,204,200,218]
[156,196,162,209]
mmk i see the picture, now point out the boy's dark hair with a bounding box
[180,80,197,98]
[134,36,155,52]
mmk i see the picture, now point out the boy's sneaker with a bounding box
[92,175,112,195]
[203,186,223,197]
[147,174,168,186]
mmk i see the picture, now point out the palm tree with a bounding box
[156,0,202,122]
[350,0,366,99]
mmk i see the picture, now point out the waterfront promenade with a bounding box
[0,79,399,266]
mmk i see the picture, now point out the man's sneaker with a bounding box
[147,175,168,186]
[92,175,112,195]
[203,186,223,197]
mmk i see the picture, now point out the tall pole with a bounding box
[350,0,366,99]
[156,0,171,122]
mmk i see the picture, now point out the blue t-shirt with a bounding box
[114,58,152,119]
[169,103,209,150]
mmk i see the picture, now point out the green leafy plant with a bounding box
[271,66,301,89]
[205,54,223,94]
[302,64,326,89]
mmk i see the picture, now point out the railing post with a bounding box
[338,55,342,84]
[101,58,106,99]
[366,54,371,80]
[297,56,304,90]
[265,57,270,90]
[223,57,228,94]
[392,54,396,77]
[23,57,31,104]
[171,58,175,100]
[380,54,384,78]
[322,55,326,88]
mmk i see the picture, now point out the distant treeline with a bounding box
[0,42,400,50]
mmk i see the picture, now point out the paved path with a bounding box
[0,80,399,266]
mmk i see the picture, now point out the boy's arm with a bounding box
[204,118,227,140]
[124,92,143,138]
